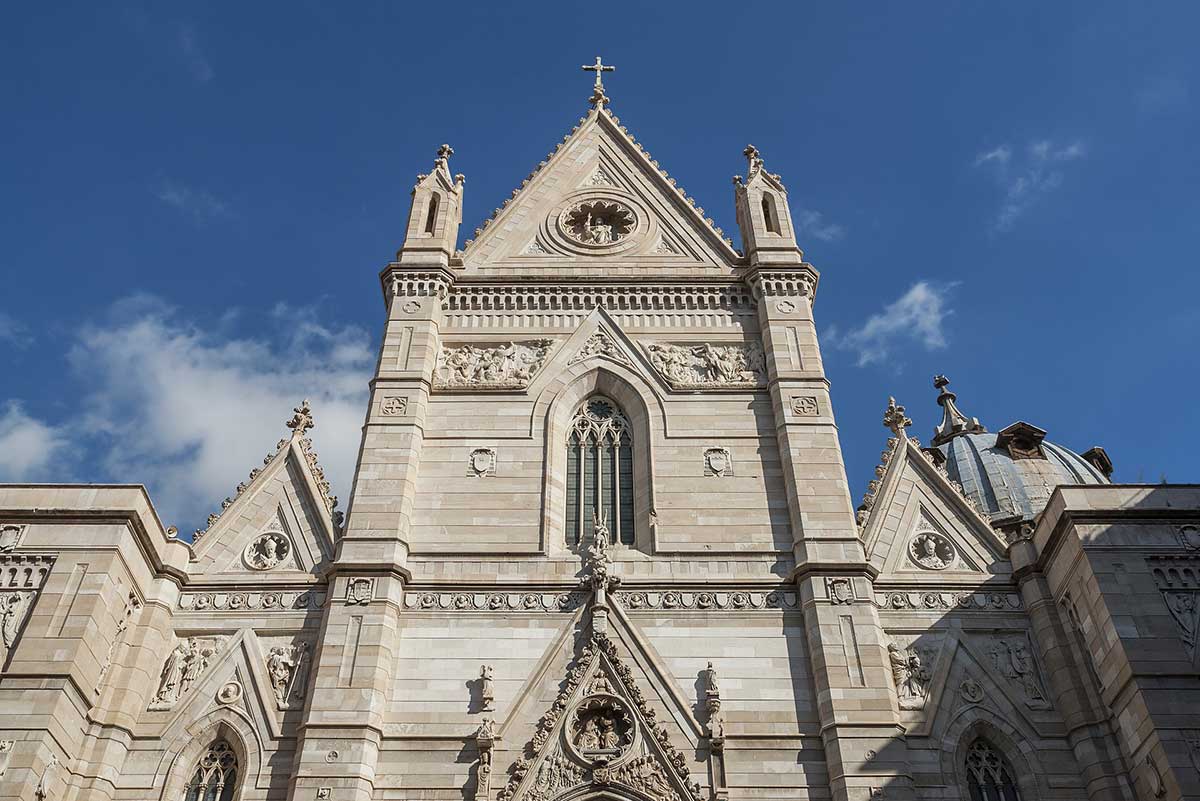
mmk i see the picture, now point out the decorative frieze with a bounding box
[1,553,54,589]
[443,284,755,315]
[404,590,586,612]
[617,588,797,611]
[875,589,1022,611]
[644,342,765,389]
[383,270,453,302]
[435,340,554,390]
[178,589,325,612]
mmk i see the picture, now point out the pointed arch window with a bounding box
[566,397,634,547]
[761,193,781,234]
[184,741,238,801]
[965,739,1021,801]
[424,193,440,235]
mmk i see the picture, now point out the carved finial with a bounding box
[582,56,615,107]
[883,397,912,437]
[931,375,985,447]
[743,144,760,163]
[286,399,315,437]
[437,143,454,161]
[732,174,743,185]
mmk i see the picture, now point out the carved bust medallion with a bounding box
[908,531,955,570]
[558,199,636,247]
[244,532,290,571]
[566,694,635,765]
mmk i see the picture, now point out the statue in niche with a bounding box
[267,642,310,706]
[571,698,632,759]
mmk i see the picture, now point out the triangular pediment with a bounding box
[462,107,741,273]
[189,428,337,582]
[495,630,704,801]
[862,436,1009,580]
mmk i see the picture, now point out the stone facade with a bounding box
[1,76,1198,801]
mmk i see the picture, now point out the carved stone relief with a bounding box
[827,577,854,604]
[558,199,635,246]
[346,578,375,605]
[179,590,324,612]
[566,695,635,762]
[1163,591,1198,657]
[908,531,956,571]
[244,532,291,571]
[876,589,1022,611]
[97,591,142,692]
[1178,524,1200,551]
[703,447,732,477]
[0,739,12,779]
[0,591,35,663]
[435,340,554,390]
[480,664,496,711]
[652,237,680,255]
[0,524,24,552]
[644,342,765,389]
[959,675,985,703]
[886,641,932,710]
[987,635,1051,709]
[619,588,797,611]
[266,641,311,708]
[468,448,497,478]
[150,636,226,709]
[790,396,818,416]
[569,330,630,366]
[216,681,243,705]
[404,590,586,612]
[380,396,408,416]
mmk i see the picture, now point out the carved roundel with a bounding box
[244,532,291,571]
[558,199,636,247]
[908,531,956,570]
[564,693,636,766]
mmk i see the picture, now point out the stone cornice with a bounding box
[441,279,756,315]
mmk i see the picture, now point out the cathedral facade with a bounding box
[2,70,1199,801]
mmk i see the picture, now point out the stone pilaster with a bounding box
[748,268,913,801]
[287,266,451,801]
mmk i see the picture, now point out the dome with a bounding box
[928,377,1110,530]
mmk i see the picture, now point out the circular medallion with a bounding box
[244,532,291,571]
[558,199,636,247]
[565,694,636,765]
[216,681,242,705]
[908,531,956,570]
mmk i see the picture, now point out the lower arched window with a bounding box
[185,741,238,801]
[965,739,1021,801]
[566,397,634,547]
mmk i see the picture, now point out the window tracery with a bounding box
[965,739,1021,801]
[184,741,238,801]
[566,397,634,547]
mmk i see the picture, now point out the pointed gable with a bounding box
[860,400,1009,581]
[188,401,338,581]
[462,107,741,273]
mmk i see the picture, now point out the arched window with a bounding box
[566,397,634,547]
[761,193,781,234]
[185,741,238,801]
[424,193,440,235]
[965,739,1021,801]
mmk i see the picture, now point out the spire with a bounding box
[882,396,912,437]
[930,375,985,446]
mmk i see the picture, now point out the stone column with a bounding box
[748,268,913,801]
[287,266,451,801]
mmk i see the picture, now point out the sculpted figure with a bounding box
[888,642,930,708]
[289,642,310,702]
[268,646,295,705]
[480,664,496,711]
[577,717,600,750]
[1,593,32,655]
[154,642,190,705]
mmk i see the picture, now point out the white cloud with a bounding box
[156,179,229,224]
[825,281,955,367]
[177,24,214,83]
[974,139,1085,231]
[0,312,32,348]
[0,401,70,482]
[795,209,846,243]
[67,295,373,532]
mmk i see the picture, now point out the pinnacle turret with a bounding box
[930,375,986,446]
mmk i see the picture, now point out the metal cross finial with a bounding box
[582,56,615,107]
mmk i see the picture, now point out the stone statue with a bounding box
[268,646,295,705]
[480,664,496,711]
[705,661,720,696]
[34,753,58,800]
[990,638,1048,708]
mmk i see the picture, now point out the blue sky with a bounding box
[2,1,1197,534]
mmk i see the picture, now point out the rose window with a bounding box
[560,200,635,246]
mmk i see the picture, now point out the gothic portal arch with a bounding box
[940,712,1042,801]
[155,708,262,801]
[535,365,663,556]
